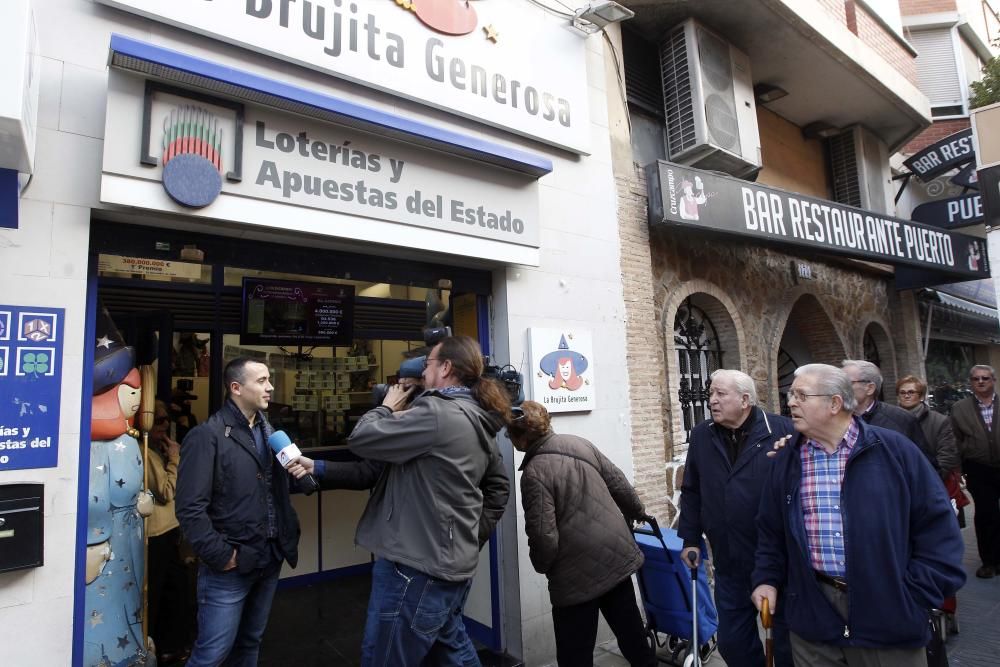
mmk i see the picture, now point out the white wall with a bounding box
[493,28,629,666]
[0,2,631,666]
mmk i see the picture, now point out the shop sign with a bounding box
[951,162,978,189]
[96,0,590,154]
[101,75,540,260]
[0,305,63,471]
[903,128,974,183]
[527,328,595,413]
[911,193,984,229]
[979,164,1000,229]
[645,160,990,280]
[97,254,203,279]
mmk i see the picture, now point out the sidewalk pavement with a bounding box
[595,518,998,666]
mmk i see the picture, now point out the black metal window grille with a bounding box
[674,299,723,445]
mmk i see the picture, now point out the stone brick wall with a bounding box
[902,119,972,155]
[900,0,959,15]
[817,0,848,24]
[850,2,919,86]
[616,169,672,522]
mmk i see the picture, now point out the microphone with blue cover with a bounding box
[267,430,320,495]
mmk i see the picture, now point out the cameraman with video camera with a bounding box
[287,335,510,665]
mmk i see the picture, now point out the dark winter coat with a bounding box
[678,407,794,577]
[908,402,960,472]
[518,432,646,607]
[176,399,300,573]
[753,419,965,648]
[861,400,937,471]
[951,394,1000,467]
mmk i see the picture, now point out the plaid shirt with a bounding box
[800,418,859,578]
[977,395,995,431]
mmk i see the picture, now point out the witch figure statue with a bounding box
[83,304,152,667]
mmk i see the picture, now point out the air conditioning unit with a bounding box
[659,18,761,179]
[828,125,891,213]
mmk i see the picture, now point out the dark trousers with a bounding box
[551,577,656,667]
[715,573,793,667]
[148,527,191,655]
[965,460,1000,566]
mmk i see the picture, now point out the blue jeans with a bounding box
[715,572,792,667]
[362,559,480,667]
[186,560,281,667]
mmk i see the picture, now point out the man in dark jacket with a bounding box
[950,364,1000,578]
[678,369,794,667]
[176,357,300,667]
[752,364,965,665]
[841,359,938,471]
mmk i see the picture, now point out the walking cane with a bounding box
[761,597,774,667]
[683,551,701,667]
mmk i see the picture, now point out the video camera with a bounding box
[370,326,524,407]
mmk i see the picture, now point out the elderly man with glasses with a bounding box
[841,359,937,473]
[950,365,1000,578]
[752,363,964,666]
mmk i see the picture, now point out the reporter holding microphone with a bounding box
[176,358,300,667]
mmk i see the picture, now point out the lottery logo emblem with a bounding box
[161,106,224,208]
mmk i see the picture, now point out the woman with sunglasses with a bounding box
[506,401,656,667]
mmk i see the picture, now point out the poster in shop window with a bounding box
[0,305,64,471]
[527,328,595,413]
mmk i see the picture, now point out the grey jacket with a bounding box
[519,432,645,607]
[951,394,1000,467]
[345,389,508,582]
[909,402,961,473]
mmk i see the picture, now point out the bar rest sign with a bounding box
[0,306,63,471]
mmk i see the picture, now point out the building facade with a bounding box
[609,0,990,521]
[0,1,634,665]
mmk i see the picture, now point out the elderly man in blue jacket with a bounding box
[678,369,794,667]
[752,363,965,666]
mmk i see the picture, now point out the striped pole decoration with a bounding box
[161,105,223,172]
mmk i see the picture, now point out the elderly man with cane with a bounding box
[752,363,964,666]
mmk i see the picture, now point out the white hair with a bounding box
[842,359,882,395]
[795,363,856,413]
[710,369,758,406]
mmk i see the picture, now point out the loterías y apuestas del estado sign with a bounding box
[97,0,591,154]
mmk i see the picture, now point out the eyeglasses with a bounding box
[972,376,994,382]
[897,390,920,396]
[510,407,526,421]
[424,357,444,366]
[850,380,873,385]
[153,416,170,425]
[787,390,834,402]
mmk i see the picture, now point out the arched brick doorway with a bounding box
[862,321,896,401]
[776,294,848,414]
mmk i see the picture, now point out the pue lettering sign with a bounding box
[645,161,990,280]
[96,0,590,153]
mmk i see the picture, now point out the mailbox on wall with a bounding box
[0,483,44,573]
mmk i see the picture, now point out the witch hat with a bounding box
[539,335,588,376]
[93,301,136,395]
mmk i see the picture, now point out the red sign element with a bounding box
[397,0,479,36]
